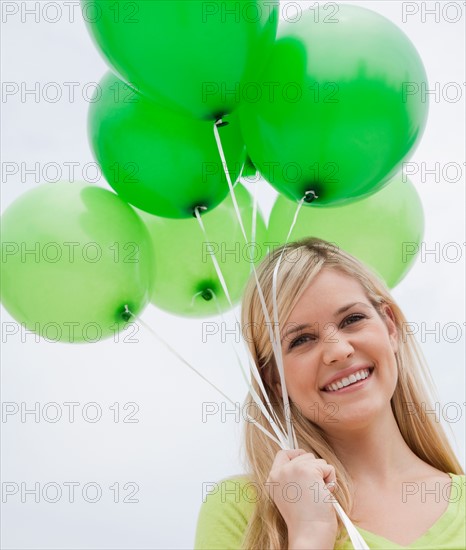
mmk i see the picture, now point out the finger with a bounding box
[280,452,318,467]
[282,455,336,486]
[271,448,307,468]
[320,464,337,488]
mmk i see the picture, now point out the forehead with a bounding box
[287,268,370,322]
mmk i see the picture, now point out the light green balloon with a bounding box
[267,174,424,288]
[140,184,267,317]
[0,182,154,343]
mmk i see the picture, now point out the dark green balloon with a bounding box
[139,184,267,317]
[89,72,247,218]
[267,173,424,288]
[242,156,258,178]
[81,0,279,120]
[239,4,428,206]
[0,182,154,343]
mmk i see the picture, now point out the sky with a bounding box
[1,1,465,548]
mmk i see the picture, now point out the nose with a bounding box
[321,324,355,364]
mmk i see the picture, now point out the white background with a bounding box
[1,1,465,548]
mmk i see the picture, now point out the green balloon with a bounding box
[267,173,424,288]
[82,0,279,120]
[140,184,267,317]
[0,182,154,343]
[89,72,247,219]
[239,4,428,206]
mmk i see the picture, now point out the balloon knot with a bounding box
[201,289,214,301]
[121,304,132,322]
[304,190,319,203]
[192,205,208,218]
[215,118,229,128]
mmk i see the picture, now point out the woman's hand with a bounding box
[266,449,339,547]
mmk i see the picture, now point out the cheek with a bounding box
[388,353,399,384]
[373,348,399,395]
[364,325,396,356]
[285,364,319,400]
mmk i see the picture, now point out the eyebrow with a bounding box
[280,302,370,344]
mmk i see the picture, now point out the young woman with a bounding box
[195,238,465,549]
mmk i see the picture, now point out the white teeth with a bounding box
[324,368,371,392]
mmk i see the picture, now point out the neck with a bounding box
[324,409,424,487]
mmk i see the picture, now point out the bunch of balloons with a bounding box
[1,1,428,344]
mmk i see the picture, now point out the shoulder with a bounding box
[194,474,258,550]
[448,473,466,499]
[197,474,258,516]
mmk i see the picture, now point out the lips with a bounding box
[320,365,375,390]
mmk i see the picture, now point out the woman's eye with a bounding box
[342,313,366,327]
[288,334,316,350]
[287,314,366,350]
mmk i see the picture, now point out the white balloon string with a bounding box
[334,502,371,549]
[193,212,289,446]
[193,199,283,428]
[123,308,236,406]
[125,307,286,448]
[209,292,289,448]
[213,120,294,443]
[251,176,258,255]
[270,197,307,448]
[193,207,233,306]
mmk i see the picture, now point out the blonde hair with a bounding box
[239,237,464,549]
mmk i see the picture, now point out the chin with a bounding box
[327,402,388,431]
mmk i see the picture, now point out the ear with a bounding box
[263,365,283,399]
[381,303,398,355]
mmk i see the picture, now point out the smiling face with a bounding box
[278,267,399,433]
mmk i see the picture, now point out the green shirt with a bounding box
[194,473,466,549]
